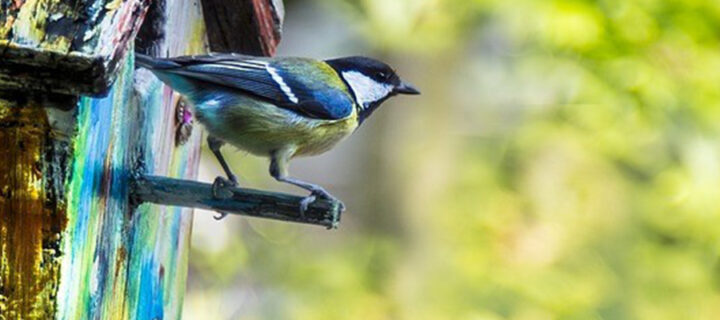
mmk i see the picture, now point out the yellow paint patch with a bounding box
[42,35,72,52]
[105,0,123,11]
[13,0,50,45]
[0,101,67,319]
[0,16,15,39]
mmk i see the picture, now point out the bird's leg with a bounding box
[207,136,238,185]
[270,153,346,217]
[207,135,238,220]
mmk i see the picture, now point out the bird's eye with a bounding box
[377,72,389,80]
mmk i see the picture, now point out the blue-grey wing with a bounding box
[151,54,355,120]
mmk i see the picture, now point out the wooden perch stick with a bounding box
[133,175,343,229]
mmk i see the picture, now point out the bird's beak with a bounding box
[395,81,421,95]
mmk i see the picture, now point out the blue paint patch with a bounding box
[135,256,165,320]
[59,50,198,320]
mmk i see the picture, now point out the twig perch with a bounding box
[133,175,343,229]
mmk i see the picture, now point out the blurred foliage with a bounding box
[185,0,720,319]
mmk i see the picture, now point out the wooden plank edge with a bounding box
[0,0,151,97]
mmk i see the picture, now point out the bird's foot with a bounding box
[212,176,238,199]
[298,189,346,218]
[211,176,238,221]
[298,195,316,218]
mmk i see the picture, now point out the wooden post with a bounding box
[0,0,208,318]
[0,94,75,319]
[0,1,287,319]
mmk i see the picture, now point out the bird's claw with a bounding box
[211,176,238,221]
[299,195,317,218]
[334,198,346,212]
[314,189,345,211]
[212,176,238,199]
[298,190,346,219]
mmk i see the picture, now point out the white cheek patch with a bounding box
[341,71,394,108]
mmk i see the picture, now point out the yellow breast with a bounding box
[195,96,359,158]
[293,115,359,156]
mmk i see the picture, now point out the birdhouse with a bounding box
[0,1,338,318]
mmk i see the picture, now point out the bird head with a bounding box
[326,56,420,123]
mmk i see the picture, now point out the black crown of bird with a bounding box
[135,52,420,219]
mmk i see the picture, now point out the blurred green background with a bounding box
[183,0,720,319]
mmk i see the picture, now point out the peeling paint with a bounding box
[54,49,202,320]
[12,0,49,46]
[1,0,206,318]
[0,100,68,319]
[0,0,151,95]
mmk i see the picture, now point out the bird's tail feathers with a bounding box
[135,53,178,70]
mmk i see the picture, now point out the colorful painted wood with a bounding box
[55,52,205,319]
[0,0,151,95]
[0,0,207,318]
[0,95,73,319]
[0,0,291,318]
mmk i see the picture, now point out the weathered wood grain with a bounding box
[53,1,208,317]
[0,98,72,319]
[134,175,343,229]
[1,0,291,318]
[0,0,207,318]
[0,0,151,95]
[200,0,284,56]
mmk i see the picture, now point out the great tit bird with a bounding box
[135,52,419,219]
